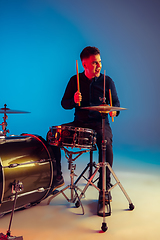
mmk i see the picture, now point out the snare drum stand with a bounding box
[0,181,23,240]
[47,147,93,214]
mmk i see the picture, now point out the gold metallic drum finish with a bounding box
[0,134,53,214]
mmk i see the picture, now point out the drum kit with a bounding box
[0,102,134,237]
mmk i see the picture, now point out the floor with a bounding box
[0,151,160,240]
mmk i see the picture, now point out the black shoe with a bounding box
[97,182,112,198]
[98,188,112,202]
[97,189,112,217]
[53,175,64,191]
[51,189,59,195]
[44,176,64,198]
[106,183,112,201]
[97,202,111,217]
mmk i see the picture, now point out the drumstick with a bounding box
[109,89,114,122]
[103,70,106,103]
[76,60,80,106]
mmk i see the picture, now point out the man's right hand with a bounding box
[74,91,82,104]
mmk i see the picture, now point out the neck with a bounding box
[84,71,93,80]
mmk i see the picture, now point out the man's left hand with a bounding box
[109,111,117,117]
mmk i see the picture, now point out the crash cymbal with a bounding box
[0,104,30,114]
[81,104,126,113]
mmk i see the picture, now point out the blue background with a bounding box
[0,0,160,166]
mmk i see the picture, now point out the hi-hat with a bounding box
[0,104,30,114]
[81,104,126,113]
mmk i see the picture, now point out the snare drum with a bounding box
[47,125,96,149]
[0,134,56,215]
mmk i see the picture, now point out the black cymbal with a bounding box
[0,104,30,114]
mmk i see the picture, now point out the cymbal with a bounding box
[81,104,127,113]
[0,105,30,114]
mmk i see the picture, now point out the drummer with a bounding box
[61,46,120,216]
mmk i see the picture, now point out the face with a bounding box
[82,54,102,80]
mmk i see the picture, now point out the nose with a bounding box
[97,62,102,68]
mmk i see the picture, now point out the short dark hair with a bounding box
[80,46,100,61]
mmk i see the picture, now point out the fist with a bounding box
[109,111,117,117]
[74,91,82,104]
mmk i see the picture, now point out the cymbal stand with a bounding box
[47,147,92,214]
[74,161,135,216]
[0,104,9,136]
[97,109,134,231]
[101,111,108,231]
[100,75,110,231]
[99,84,134,231]
[0,180,24,240]
[76,111,109,231]
[74,111,134,232]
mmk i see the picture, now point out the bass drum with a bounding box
[0,134,55,215]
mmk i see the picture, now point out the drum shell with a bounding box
[0,135,54,214]
[47,125,96,149]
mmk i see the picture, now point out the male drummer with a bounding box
[61,46,120,216]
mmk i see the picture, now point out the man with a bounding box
[61,46,120,215]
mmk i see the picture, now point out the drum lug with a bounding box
[23,203,31,209]
[37,187,45,192]
[73,133,77,146]
[12,180,24,194]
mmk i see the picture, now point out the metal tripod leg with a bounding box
[47,175,85,214]
[74,161,111,218]
[0,181,24,240]
[73,147,98,191]
[74,160,97,186]
[75,161,135,210]
[47,149,86,214]
[107,163,134,210]
[75,164,100,206]
[73,146,134,231]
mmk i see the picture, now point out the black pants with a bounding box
[64,120,113,190]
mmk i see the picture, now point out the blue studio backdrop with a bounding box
[0,0,160,166]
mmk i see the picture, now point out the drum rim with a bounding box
[51,125,96,133]
[0,157,4,205]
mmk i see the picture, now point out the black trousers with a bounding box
[64,120,113,190]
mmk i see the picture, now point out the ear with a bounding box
[82,60,86,69]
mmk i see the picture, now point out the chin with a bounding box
[95,73,100,77]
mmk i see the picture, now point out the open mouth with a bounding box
[95,70,100,75]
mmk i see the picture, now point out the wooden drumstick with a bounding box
[109,89,114,122]
[103,70,106,103]
[76,60,80,106]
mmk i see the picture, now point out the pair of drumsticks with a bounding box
[76,60,114,122]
